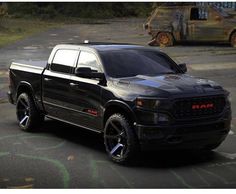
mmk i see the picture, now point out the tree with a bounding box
[0,4,7,30]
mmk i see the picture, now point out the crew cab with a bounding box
[8,43,231,164]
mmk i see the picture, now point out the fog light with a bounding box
[158,113,169,122]
[153,113,169,124]
[155,113,169,124]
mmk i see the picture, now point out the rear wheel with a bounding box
[230,32,236,47]
[16,93,44,132]
[156,32,174,47]
[104,113,138,164]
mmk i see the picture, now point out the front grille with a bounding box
[173,95,226,119]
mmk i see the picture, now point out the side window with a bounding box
[190,8,208,21]
[199,8,208,20]
[51,49,78,74]
[77,51,100,72]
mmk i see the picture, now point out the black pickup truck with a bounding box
[8,43,231,164]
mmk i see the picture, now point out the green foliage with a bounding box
[7,2,153,19]
[0,18,61,47]
[7,3,57,19]
[0,5,7,29]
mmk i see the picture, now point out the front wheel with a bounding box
[104,113,138,164]
[156,32,174,47]
[16,93,44,132]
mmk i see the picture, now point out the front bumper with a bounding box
[134,114,231,150]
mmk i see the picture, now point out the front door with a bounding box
[66,50,104,131]
[188,7,225,41]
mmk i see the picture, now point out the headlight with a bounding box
[135,97,160,110]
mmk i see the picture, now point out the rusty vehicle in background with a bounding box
[144,5,236,47]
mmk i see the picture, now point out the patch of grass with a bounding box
[0,18,63,47]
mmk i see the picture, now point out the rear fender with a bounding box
[16,82,42,111]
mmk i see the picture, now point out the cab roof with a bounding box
[54,43,162,53]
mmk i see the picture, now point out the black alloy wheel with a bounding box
[104,113,138,164]
[16,93,44,132]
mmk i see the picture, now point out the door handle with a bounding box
[70,82,79,87]
[44,78,52,81]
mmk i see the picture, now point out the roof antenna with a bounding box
[84,40,90,44]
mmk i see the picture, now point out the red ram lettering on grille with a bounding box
[192,103,214,110]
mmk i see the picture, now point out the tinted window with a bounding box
[100,50,178,78]
[51,49,78,74]
[190,8,208,20]
[77,51,100,71]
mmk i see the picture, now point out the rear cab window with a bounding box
[51,49,79,74]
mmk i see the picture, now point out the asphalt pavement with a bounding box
[0,18,236,188]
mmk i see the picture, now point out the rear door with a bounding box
[42,49,79,120]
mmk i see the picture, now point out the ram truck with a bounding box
[8,43,231,164]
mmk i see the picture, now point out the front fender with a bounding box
[103,100,137,125]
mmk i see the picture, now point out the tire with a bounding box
[230,32,236,47]
[104,113,139,164]
[16,93,44,132]
[156,32,174,47]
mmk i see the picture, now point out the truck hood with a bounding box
[114,74,223,98]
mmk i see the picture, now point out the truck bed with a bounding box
[9,60,47,106]
[10,60,47,73]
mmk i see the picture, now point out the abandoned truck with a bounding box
[144,5,236,47]
[8,43,231,164]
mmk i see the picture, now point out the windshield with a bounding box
[100,50,179,78]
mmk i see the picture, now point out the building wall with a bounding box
[197,2,236,11]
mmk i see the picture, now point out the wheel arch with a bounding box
[103,100,137,129]
[16,82,39,110]
[16,81,34,98]
[157,31,175,41]
[229,29,236,42]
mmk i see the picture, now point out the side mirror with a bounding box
[75,67,104,80]
[178,63,187,73]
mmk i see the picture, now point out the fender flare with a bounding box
[16,81,40,110]
[103,100,137,126]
